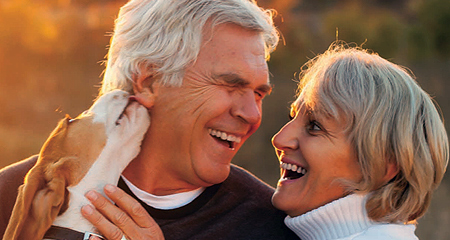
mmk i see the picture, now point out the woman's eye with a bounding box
[307,120,322,132]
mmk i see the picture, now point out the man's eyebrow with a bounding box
[213,73,273,95]
[258,83,273,95]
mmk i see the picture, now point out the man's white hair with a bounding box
[100,0,279,94]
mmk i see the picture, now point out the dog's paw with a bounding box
[112,101,150,142]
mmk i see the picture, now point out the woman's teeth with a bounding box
[281,162,306,174]
[280,162,307,180]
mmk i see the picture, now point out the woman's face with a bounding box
[271,98,362,217]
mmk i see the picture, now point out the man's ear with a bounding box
[132,68,160,109]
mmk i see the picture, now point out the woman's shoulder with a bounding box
[351,223,418,240]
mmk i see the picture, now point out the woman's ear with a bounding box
[382,161,399,184]
[132,68,160,109]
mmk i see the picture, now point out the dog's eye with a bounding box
[68,118,76,123]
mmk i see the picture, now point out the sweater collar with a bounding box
[118,177,221,219]
[284,194,374,240]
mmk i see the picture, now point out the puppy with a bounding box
[3,90,150,240]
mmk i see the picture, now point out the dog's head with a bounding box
[3,90,146,240]
[41,90,130,159]
[85,89,131,134]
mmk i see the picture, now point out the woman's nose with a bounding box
[272,120,299,151]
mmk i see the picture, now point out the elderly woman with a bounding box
[271,44,449,239]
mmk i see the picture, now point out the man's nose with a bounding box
[231,91,261,125]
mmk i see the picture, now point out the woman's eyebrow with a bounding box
[291,99,307,113]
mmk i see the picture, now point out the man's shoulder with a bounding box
[0,155,37,184]
[223,164,276,206]
[0,155,38,200]
[228,164,275,192]
[0,155,38,237]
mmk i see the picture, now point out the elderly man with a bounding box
[0,0,296,239]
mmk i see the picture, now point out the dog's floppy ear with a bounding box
[3,159,70,240]
[3,163,46,240]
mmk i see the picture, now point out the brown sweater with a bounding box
[0,156,297,240]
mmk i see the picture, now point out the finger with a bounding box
[104,184,157,229]
[84,191,130,240]
[81,204,124,240]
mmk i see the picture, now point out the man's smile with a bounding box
[208,128,242,150]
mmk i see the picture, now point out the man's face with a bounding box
[146,24,271,191]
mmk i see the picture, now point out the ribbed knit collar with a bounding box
[284,194,374,240]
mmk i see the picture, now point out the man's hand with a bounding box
[81,184,164,240]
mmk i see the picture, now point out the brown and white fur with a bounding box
[3,90,150,240]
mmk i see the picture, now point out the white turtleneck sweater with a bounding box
[284,194,419,240]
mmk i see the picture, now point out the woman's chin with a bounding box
[272,189,298,217]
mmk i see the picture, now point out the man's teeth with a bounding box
[208,129,241,143]
[281,162,307,174]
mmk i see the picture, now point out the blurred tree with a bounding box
[323,1,406,59]
[408,0,450,59]
[0,0,125,167]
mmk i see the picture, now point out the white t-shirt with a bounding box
[121,175,205,210]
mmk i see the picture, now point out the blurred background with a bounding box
[0,0,448,238]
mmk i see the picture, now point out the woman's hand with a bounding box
[81,184,164,240]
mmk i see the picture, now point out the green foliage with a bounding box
[409,0,450,59]
[324,3,405,59]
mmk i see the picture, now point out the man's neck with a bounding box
[122,156,201,196]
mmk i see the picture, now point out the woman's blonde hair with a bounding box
[100,0,278,95]
[297,42,449,223]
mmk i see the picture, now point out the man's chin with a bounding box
[196,163,231,186]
